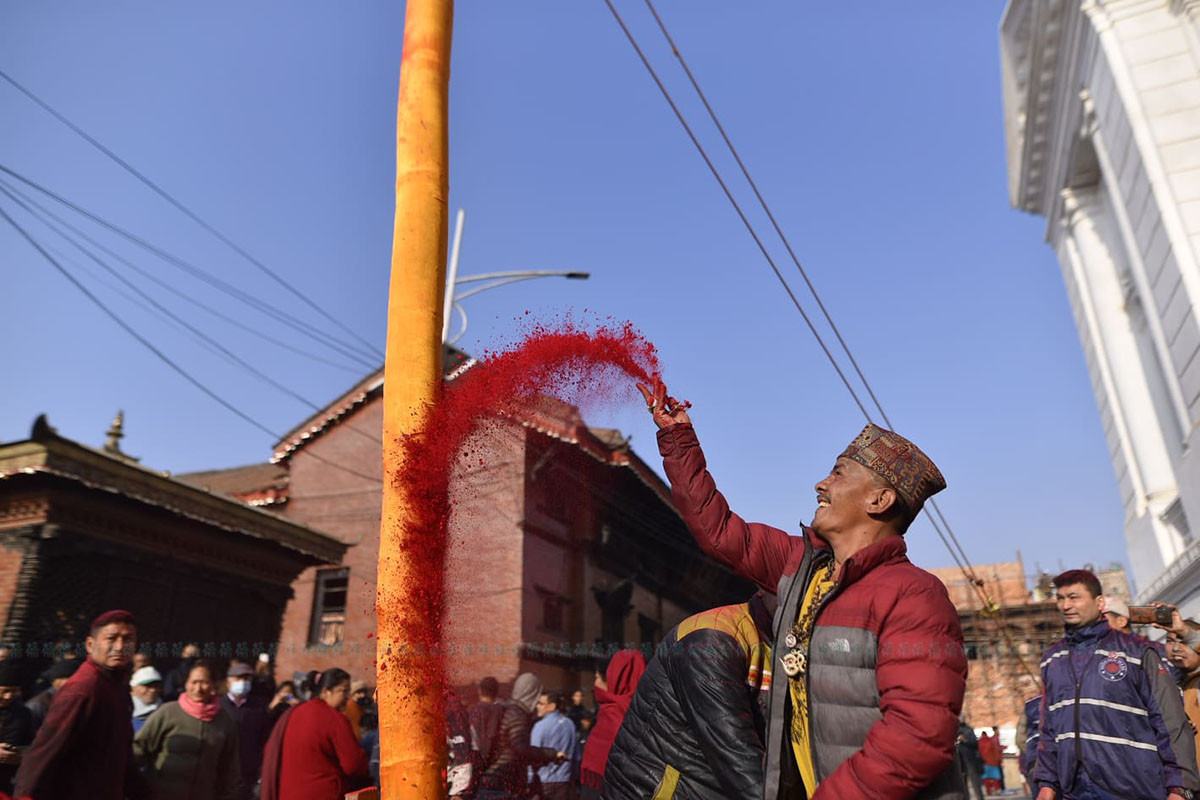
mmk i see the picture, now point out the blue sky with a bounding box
[0,2,1130,586]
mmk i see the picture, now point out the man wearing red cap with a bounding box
[637,381,966,799]
[14,610,148,800]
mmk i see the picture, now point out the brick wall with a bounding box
[0,543,23,635]
[443,422,527,687]
[277,400,384,684]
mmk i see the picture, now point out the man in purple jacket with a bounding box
[1035,569,1199,800]
[14,609,149,800]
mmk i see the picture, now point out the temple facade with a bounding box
[0,415,344,682]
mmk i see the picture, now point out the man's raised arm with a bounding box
[640,380,800,591]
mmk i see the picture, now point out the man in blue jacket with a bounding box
[1035,569,1199,800]
[531,691,578,800]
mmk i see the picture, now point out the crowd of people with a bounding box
[0,610,377,800]
[9,383,1200,800]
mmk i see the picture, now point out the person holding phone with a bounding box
[1034,569,1200,800]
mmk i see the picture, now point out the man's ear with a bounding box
[867,486,899,516]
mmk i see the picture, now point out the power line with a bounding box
[632,0,986,600]
[0,67,385,363]
[599,0,871,421]
[602,0,972,588]
[639,0,891,428]
[0,183,383,448]
[0,202,383,485]
[0,175,363,375]
[0,162,380,372]
[604,1,1040,686]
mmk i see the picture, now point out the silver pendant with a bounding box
[781,650,806,678]
[784,632,798,649]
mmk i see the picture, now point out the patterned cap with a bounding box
[839,423,946,514]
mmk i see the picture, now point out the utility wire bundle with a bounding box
[0,68,383,483]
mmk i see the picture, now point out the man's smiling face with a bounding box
[811,457,883,535]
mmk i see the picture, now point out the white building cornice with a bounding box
[1002,0,1090,216]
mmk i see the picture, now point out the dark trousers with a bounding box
[539,783,571,800]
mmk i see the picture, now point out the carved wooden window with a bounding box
[309,567,349,646]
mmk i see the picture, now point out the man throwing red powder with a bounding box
[637,380,967,799]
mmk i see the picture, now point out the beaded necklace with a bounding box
[781,562,836,678]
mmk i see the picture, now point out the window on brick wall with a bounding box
[309,567,349,646]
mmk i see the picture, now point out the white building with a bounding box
[1001,0,1200,611]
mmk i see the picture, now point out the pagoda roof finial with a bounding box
[102,410,140,462]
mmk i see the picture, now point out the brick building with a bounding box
[0,414,344,680]
[188,350,751,693]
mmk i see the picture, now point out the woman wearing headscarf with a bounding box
[133,659,240,800]
[476,672,566,799]
[260,668,368,800]
[580,650,646,800]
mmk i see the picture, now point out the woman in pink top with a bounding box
[261,668,368,800]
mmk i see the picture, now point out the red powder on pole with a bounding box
[379,319,660,693]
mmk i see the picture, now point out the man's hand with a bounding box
[555,751,568,763]
[1035,788,1056,800]
[0,743,20,765]
[1169,792,1189,800]
[1152,602,1190,638]
[635,378,691,429]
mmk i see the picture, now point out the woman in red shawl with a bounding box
[260,668,368,800]
[978,730,1004,795]
[580,650,647,799]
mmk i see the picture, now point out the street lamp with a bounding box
[441,210,590,344]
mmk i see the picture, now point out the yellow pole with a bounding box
[378,0,453,796]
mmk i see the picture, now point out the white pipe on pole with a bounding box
[441,208,466,344]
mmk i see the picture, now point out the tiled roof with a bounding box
[176,462,289,507]
[0,419,344,563]
[271,345,474,464]
[177,462,286,494]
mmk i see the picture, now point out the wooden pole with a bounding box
[378,0,453,796]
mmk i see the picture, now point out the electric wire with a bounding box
[600,0,871,422]
[602,0,970,586]
[0,176,363,376]
[604,0,1040,686]
[0,163,380,372]
[640,0,892,424]
[0,182,383,448]
[0,202,383,485]
[635,0,995,608]
[0,67,385,363]
[614,0,984,589]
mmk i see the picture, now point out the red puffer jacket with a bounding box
[658,423,967,800]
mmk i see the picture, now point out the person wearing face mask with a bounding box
[134,658,240,800]
[221,662,273,800]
